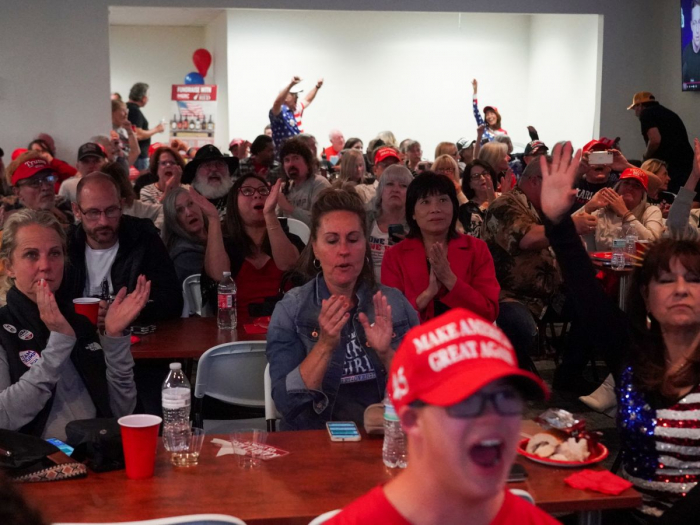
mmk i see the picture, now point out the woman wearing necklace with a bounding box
[541,141,700,522]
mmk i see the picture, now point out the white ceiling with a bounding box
[109,7,224,26]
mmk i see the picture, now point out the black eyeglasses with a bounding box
[78,205,122,221]
[18,175,57,189]
[470,172,490,181]
[413,389,523,418]
[238,186,270,197]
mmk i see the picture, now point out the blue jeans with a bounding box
[497,301,538,370]
[134,156,149,171]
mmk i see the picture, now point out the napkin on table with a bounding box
[564,469,633,495]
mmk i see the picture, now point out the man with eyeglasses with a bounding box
[58,142,107,204]
[60,172,181,321]
[182,144,238,220]
[329,308,558,525]
[5,154,74,228]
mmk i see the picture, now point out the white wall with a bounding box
[526,15,601,151]
[109,25,206,145]
[205,12,230,145]
[226,10,537,157]
[0,0,666,165]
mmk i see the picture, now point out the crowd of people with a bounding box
[1,78,700,523]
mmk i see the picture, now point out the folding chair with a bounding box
[56,515,247,525]
[193,341,268,431]
[282,217,310,244]
[182,274,203,317]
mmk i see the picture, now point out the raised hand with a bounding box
[263,179,282,219]
[472,79,478,95]
[584,188,609,213]
[163,165,182,195]
[540,141,581,224]
[290,76,302,86]
[316,78,324,89]
[500,169,516,193]
[609,149,632,172]
[104,275,151,337]
[36,280,74,338]
[358,292,393,361]
[189,186,220,220]
[317,295,351,349]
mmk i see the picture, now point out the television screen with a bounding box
[682,0,700,91]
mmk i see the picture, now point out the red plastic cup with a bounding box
[73,298,100,325]
[118,414,162,480]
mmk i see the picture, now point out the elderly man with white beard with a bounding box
[182,145,239,220]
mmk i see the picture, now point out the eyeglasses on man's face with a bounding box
[78,205,122,221]
[18,175,57,189]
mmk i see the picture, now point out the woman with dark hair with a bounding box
[542,141,700,522]
[381,172,500,322]
[139,147,186,204]
[343,137,363,151]
[200,175,304,324]
[458,159,498,238]
[101,162,163,230]
[471,79,508,142]
[267,188,419,430]
[162,187,208,286]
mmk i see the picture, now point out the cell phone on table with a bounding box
[388,224,405,244]
[588,151,613,165]
[46,438,74,456]
[507,463,528,482]
[131,325,156,335]
[326,421,361,442]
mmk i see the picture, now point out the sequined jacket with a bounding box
[546,215,700,520]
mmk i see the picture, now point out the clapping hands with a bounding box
[104,275,151,337]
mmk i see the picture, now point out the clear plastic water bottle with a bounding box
[382,395,407,468]
[162,363,191,452]
[625,229,638,259]
[611,238,627,271]
[217,271,237,330]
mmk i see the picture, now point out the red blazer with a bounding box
[381,234,500,322]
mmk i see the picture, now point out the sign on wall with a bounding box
[169,85,218,147]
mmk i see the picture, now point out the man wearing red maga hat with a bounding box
[329,308,559,525]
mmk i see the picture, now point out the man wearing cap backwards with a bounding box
[329,308,558,525]
[269,76,324,152]
[628,91,693,193]
[57,143,107,204]
[181,144,239,220]
[275,137,330,226]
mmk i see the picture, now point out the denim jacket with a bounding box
[266,274,419,430]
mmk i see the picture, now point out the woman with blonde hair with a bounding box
[431,155,467,205]
[478,141,515,192]
[434,141,459,164]
[337,149,374,204]
[641,158,674,216]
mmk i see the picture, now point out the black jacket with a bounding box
[59,215,183,323]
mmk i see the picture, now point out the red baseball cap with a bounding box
[389,308,548,413]
[619,167,649,192]
[483,105,499,114]
[11,158,54,186]
[374,147,400,165]
[229,138,244,148]
[148,142,164,157]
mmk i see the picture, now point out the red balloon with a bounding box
[192,49,212,78]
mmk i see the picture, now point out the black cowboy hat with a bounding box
[182,144,239,184]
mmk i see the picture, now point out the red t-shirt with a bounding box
[324,146,341,160]
[236,257,284,324]
[327,486,561,525]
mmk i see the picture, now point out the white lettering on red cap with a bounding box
[413,318,511,355]
[392,366,409,401]
[24,160,47,169]
[428,341,479,372]
[479,341,515,366]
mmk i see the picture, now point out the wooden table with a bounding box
[24,426,640,525]
[132,317,267,360]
